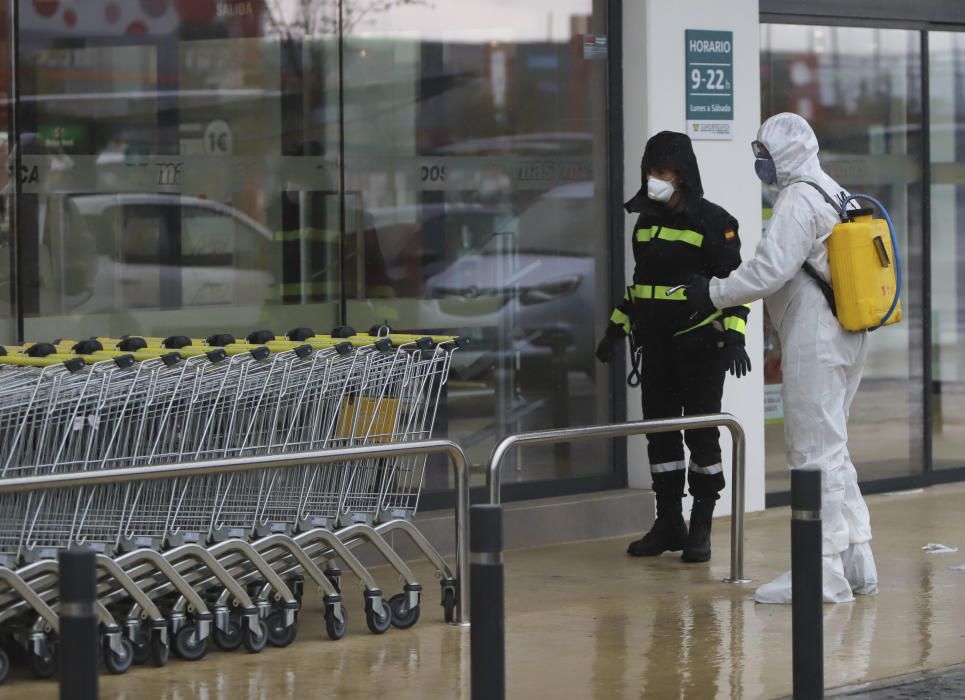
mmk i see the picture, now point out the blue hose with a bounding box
[842,194,902,329]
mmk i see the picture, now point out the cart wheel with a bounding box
[104,637,134,675]
[243,618,268,654]
[150,632,170,667]
[324,607,347,641]
[174,625,208,661]
[365,600,392,635]
[0,648,9,685]
[130,624,151,665]
[266,612,297,648]
[388,593,421,630]
[213,619,242,652]
[30,644,57,679]
[442,587,456,624]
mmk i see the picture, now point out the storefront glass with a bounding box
[3,0,615,496]
[761,23,925,492]
[929,30,965,470]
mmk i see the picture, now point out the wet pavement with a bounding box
[838,665,965,698]
[2,482,965,699]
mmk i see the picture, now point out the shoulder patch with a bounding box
[724,229,736,240]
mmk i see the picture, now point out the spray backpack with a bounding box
[800,181,902,332]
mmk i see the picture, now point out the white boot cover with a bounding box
[754,553,854,604]
[841,541,878,595]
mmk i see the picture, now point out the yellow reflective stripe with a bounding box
[724,317,747,334]
[631,284,687,301]
[610,309,631,334]
[674,310,723,337]
[660,285,688,301]
[635,226,703,247]
[657,227,704,247]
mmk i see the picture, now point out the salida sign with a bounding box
[218,1,255,17]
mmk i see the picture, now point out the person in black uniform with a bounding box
[596,131,751,563]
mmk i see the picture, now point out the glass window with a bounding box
[340,2,614,489]
[929,31,965,470]
[4,1,617,496]
[761,24,925,493]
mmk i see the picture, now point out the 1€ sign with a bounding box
[203,120,234,155]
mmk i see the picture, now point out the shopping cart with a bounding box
[0,325,464,683]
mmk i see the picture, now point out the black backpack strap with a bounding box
[800,180,846,217]
[801,261,837,317]
[798,180,845,317]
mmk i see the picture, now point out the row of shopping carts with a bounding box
[0,326,465,683]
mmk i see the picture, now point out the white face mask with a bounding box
[647,176,676,203]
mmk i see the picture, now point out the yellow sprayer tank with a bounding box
[827,209,902,332]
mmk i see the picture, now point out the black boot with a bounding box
[681,497,716,563]
[627,494,687,557]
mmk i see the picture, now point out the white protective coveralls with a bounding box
[708,113,878,603]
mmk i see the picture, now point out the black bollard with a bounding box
[470,504,505,700]
[791,468,823,700]
[59,549,98,700]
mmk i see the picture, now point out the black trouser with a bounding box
[640,324,726,501]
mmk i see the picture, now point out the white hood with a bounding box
[710,112,849,330]
[757,112,824,189]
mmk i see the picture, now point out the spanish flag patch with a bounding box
[724,230,736,240]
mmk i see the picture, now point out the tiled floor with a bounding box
[4,483,965,699]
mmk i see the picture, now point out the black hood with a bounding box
[625,131,704,213]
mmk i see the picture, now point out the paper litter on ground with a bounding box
[922,543,959,554]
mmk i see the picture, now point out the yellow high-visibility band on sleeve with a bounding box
[610,309,631,334]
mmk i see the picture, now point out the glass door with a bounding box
[761,24,925,492]
[929,31,965,471]
[340,1,615,490]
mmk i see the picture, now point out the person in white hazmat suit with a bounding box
[684,112,878,604]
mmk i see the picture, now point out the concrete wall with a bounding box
[621,0,765,516]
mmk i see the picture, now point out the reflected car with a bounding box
[64,193,275,316]
[419,181,599,376]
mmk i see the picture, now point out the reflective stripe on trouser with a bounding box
[651,459,685,473]
[689,461,722,475]
[780,286,872,557]
[641,326,726,500]
[688,461,725,500]
[651,468,686,502]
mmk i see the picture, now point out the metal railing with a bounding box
[0,440,473,626]
[486,414,751,584]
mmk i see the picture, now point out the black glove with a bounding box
[683,275,717,319]
[721,341,751,378]
[595,327,625,364]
